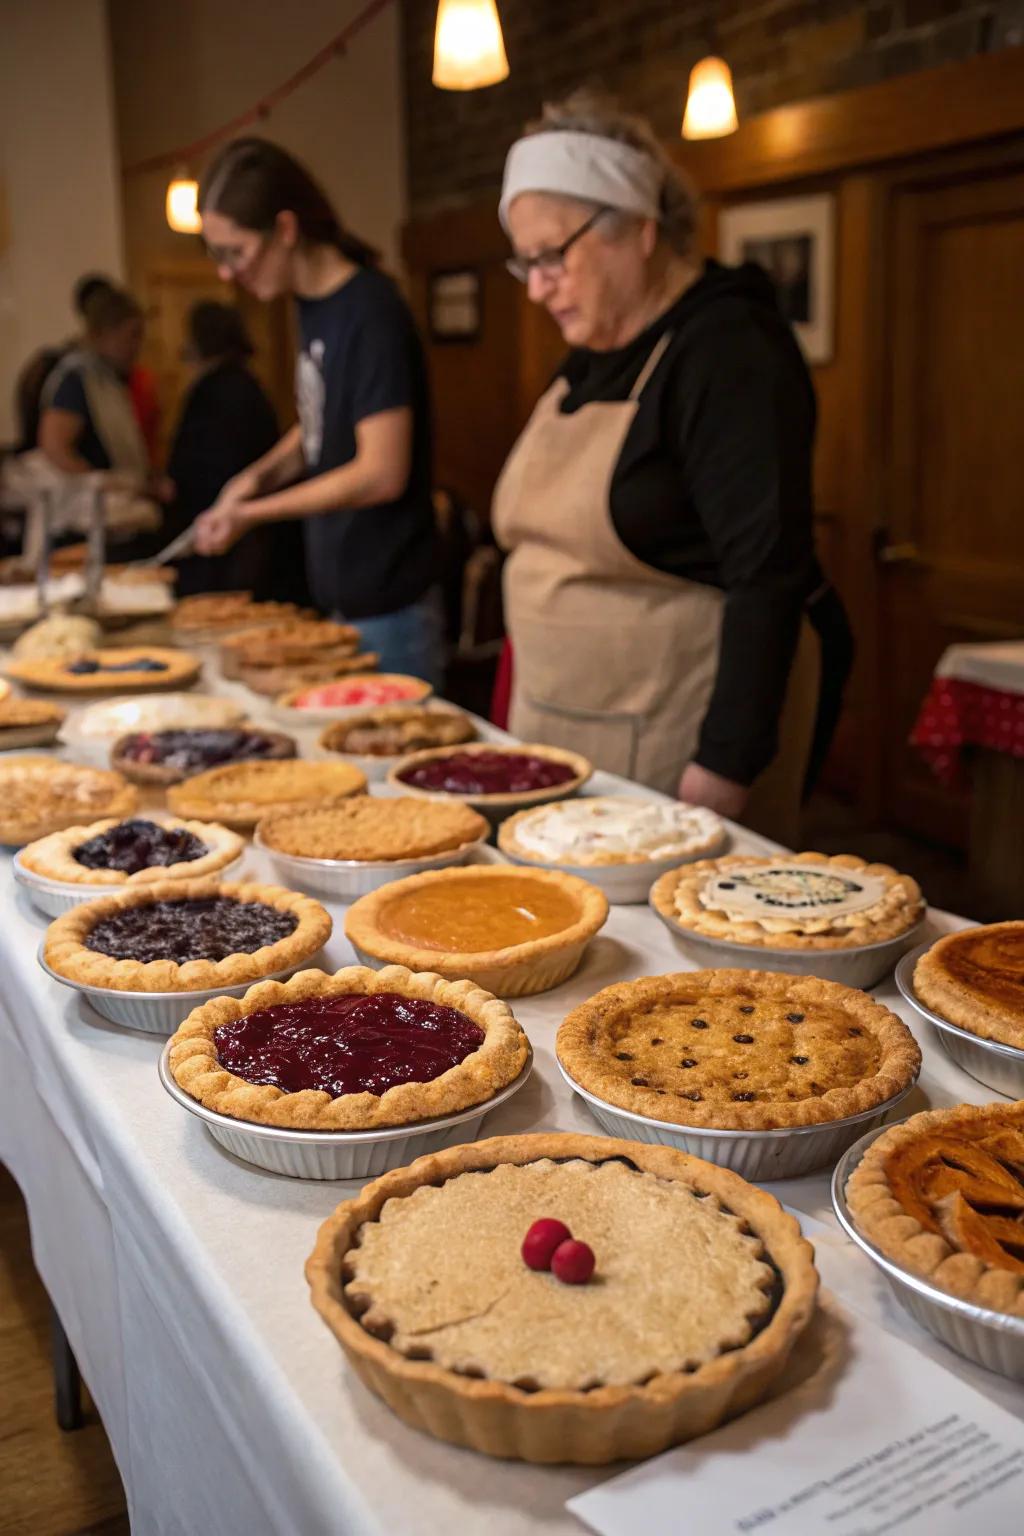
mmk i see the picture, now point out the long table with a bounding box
[1,668,1020,1535]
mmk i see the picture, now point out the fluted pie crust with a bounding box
[5,647,201,694]
[20,815,243,886]
[846,1102,1024,1317]
[236,653,380,698]
[914,922,1024,1049]
[0,756,137,846]
[110,728,297,785]
[319,706,477,760]
[387,741,592,808]
[219,619,361,677]
[557,970,921,1130]
[168,964,529,1130]
[43,876,331,992]
[167,759,368,829]
[305,1132,819,1464]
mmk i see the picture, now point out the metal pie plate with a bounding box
[895,942,1024,1099]
[253,827,490,900]
[158,1041,534,1180]
[557,1057,916,1181]
[832,1125,1024,1380]
[14,847,245,919]
[499,829,730,906]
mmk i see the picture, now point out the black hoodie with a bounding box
[557,258,826,787]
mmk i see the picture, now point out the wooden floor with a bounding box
[0,1166,129,1536]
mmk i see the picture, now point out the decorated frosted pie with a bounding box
[21,815,243,886]
[0,696,66,750]
[306,1132,818,1463]
[5,647,201,694]
[43,877,330,993]
[913,922,1024,1049]
[278,674,432,713]
[652,852,924,950]
[389,741,592,811]
[167,758,367,829]
[111,726,296,785]
[168,964,528,1130]
[257,797,487,863]
[319,705,477,760]
[846,1101,1024,1317]
[345,864,608,996]
[499,795,725,867]
[557,970,921,1131]
[0,756,137,846]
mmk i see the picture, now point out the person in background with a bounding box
[191,137,442,683]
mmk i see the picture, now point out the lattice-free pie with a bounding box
[219,619,361,677]
[278,674,432,713]
[167,759,367,830]
[172,594,311,639]
[5,647,201,694]
[390,742,592,808]
[652,852,924,950]
[237,653,380,698]
[847,1101,1024,1316]
[914,923,1024,1049]
[0,696,66,749]
[557,970,921,1130]
[306,1132,818,1463]
[111,726,296,785]
[500,795,725,867]
[168,964,528,1130]
[0,756,137,846]
[258,797,487,863]
[21,815,243,886]
[319,706,477,760]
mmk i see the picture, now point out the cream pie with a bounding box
[499,795,725,867]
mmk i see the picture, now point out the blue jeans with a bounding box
[335,587,445,688]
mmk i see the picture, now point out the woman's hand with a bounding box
[677,762,749,819]
[194,499,250,555]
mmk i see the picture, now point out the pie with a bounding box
[651,852,925,950]
[0,756,137,846]
[220,619,362,677]
[0,696,66,750]
[305,1132,818,1463]
[319,706,477,760]
[111,726,296,785]
[5,647,201,694]
[166,758,368,829]
[557,970,921,1131]
[914,923,1024,1049]
[389,742,592,808]
[69,693,246,746]
[21,815,243,886]
[237,653,380,698]
[12,614,103,660]
[168,963,528,1130]
[345,865,609,996]
[43,877,331,993]
[278,674,433,713]
[258,796,488,863]
[171,594,311,639]
[846,1101,1024,1317]
[499,795,725,867]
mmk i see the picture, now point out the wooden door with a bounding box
[878,153,1024,845]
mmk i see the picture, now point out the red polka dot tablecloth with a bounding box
[912,642,1024,787]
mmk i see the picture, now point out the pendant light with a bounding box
[682,55,738,140]
[166,169,201,233]
[433,0,509,90]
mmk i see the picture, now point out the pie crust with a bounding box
[21,815,244,886]
[257,796,488,863]
[110,727,297,786]
[43,876,331,993]
[846,1101,1024,1317]
[306,1132,819,1463]
[651,852,925,951]
[0,756,138,846]
[345,864,609,997]
[319,706,477,760]
[277,674,433,713]
[499,795,726,868]
[166,759,368,830]
[557,970,921,1130]
[387,741,593,808]
[219,620,361,677]
[0,696,66,749]
[5,647,201,695]
[913,923,1024,1049]
[172,594,312,639]
[237,653,380,698]
[168,964,528,1130]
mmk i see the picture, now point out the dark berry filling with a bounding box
[73,818,208,876]
[119,728,289,773]
[87,897,296,964]
[66,657,168,675]
[397,749,576,796]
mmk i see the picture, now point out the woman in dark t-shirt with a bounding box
[192,139,441,684]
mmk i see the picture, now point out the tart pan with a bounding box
[254,826,489,901]
[894,942,1024,1100]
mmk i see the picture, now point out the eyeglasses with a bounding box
[203,231,270,273]
[505,207,609,284]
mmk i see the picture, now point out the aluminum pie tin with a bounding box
[499,838,728,906]
[832,1126,1024,1381]
[253,828,489,901]
[557,1057,916,1180]
[157,1040,533,1180]
[895,942,1024,1099]
[649,896,926,989]
[13,848,245,919]
[38,947,306,1036]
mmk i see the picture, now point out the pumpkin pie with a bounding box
[846,1101,1024,1317]
[320,706,477,760]
[167,758,367,830]
[652,852,925,950]
[306,1132,818,1463]
[389,742,592,811]
[557,970,921,1131]
[168,963,528,1130]
[500,795,725,867]
[257,796,487,863]
[345,864,608,996]
[914,922,1024,1049]
[0,696,66,750]
[111,726,296,785]
[0,756,137,846]
[21,814,243,886]
[5,647,201,694]
[43,876,331,993]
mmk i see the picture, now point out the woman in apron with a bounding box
[492,91,852,847]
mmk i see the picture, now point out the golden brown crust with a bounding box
[219,619,360,676]
[166,758,368,829]
[319,706,477,760]
[4,648,201,695]
[306,1132,819,1464]
[168,964,529,1129]
[236,653,380,697]
[43,876,331,993]
[499,797,725,868]
[109,728,297,786]
[0,756,137,846]
[846,1102,1024,1318]
[0,695,66,748]
[257,797,488,862]
[557,970,921,1130]
[20,815,244,886]
[387,741,593,808]
[172,595,312,638]
[651,852,924,951]
[914,923,1024,1048]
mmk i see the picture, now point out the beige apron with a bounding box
[492,331,819,846]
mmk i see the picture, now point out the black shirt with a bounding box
[48,362,114,470]
[295,268,436,619]
[558,259,824,786]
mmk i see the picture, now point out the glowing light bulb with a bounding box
[433,0,509,91]
[682,56,738,140]
[166,173,201,234]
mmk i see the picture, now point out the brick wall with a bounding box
[402,0,1023,215]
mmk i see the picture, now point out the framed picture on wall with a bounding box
[428,268,481,343]
[718,193,835,364]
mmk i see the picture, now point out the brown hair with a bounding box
[82,286,142,337]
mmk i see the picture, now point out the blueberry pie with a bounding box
[5,647,201,694]
[111,727,296,785]
[21,815,243,886]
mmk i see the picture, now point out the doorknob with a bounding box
[872,531,923,566]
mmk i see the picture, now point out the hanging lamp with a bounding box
[682,55,738,140]
[166,169,201,233]
[433,0,509,90]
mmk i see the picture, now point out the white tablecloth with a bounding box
[935,640,1024,694]
[1,677,1020,1535]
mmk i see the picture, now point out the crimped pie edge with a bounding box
[913,923,1024,1048]
[20,815,244,886]
[256,797,489,863]
[166,759,368,827]
[109,727,297,786]
[386,740,593,808]
[498,798,726,868]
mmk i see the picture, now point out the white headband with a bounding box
[498,130,663,231]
